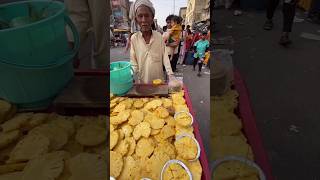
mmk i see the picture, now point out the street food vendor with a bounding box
[129,0,181,89]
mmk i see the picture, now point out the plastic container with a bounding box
[0,53,75,110]
[110,79,133,96]
[0,0,79,66]
[110,61,133,95]
[211,50,234,96]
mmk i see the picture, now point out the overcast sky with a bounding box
[149,0,188,27]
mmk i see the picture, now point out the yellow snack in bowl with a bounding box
[174,136,198,161]
[175,112,193,127]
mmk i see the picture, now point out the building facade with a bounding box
[110,0,131,30]
[179,7,187,24]
[185,0,208,27]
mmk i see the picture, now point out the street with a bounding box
[110,47,211,156]
[214,8,320,179]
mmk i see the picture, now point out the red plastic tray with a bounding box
[184,85,211,180]
[234,69,274,180]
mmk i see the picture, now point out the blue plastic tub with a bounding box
[110,61,133,95]
[0,53,75,110]
[0,0,79,66]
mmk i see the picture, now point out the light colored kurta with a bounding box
[130,31,174,83]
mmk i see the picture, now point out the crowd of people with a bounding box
[216,0,320,46]
[161,15,210,77]
[128,0,211,86]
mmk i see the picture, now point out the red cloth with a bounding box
[185,34,193,51]
[191,33,201,47]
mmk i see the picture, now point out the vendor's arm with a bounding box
[130,36,138,74]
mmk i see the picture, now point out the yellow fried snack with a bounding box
[162,98,173,108]
[122,99,134,109]
[212,161,258,180]
[117,109,131,124]
[164,116,176,127]
[145,152,170,180]
[110,102,117,109]
[128,110,144,126]
[175,112,192,127]
[152,79,163,85]
[0,100,12,124]
[175,125,194,137]
[121,124,133,137]
[174,136,198,160]
[118,156,139,180]
[0,113,33,133]
[118,129,125,140]
[163,163,189,180]
[110,131,119,150]
[21,151,67,180]
[8,133,49,163]
[174,104,189,113]
[110,124,115,132]
[211,136,254,161]
[132,122,151,140]
[75,124,106,146]
[23,113,48,131]
[211,112,243,137]
[153,141,176,159]
[135,138,154,158]
[148,116,165,130]
[151,129,161,135]
[133,100,144,109]
[154,107,169,119]
[126,137,136,156]
[0,130,20,150]
[160,125,175,140]
[177,157,202,180]
[144,99,162,111]
[171,95,186,105]
[113,103,126,114]
[110,151,123,178]
[114,139,129,156]
[110,116,125,125]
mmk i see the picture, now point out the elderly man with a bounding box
[129,0,180,89]
[65,0,108,68]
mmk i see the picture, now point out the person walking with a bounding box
[193,32,209,77]
[263,0,298,46]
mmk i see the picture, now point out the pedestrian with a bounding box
[182,25,193,66]
[166,15,183,61]
[164,15,181,72]
[65,0,108,68]
[193,32,210,77]
[263,0,298,46]
[129,0,181,88]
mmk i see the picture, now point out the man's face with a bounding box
[136,6,154,32]
[201,34,206,40]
